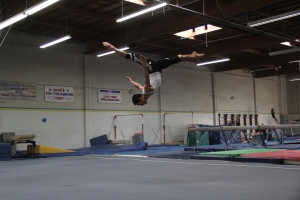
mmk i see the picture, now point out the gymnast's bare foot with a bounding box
[178,52,205,62]
[103,42,114,50]
[192,51,205,58]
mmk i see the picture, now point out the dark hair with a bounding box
[132,94,142,105]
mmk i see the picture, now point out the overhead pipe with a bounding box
[168,4,298,44]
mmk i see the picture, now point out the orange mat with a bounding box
[240,150,300,161]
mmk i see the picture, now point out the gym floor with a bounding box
[1,155,300,200]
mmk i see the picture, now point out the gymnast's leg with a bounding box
[103,42,127,58]
[103,41,145,65]
[157,52,205,71]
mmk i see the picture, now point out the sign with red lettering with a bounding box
[98,89,122,104]
[45,86,74,102]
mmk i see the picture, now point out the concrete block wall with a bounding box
[0,33,288,149]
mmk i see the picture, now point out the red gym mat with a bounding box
[240,150,300,161]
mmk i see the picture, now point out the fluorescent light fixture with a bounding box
[268,47,300,56]
[248,9,300,27]
[289,78,300,81]
[25,0,60,15]
[289,60,300,63]
[0,13,27,30]
[125,0,147,6]
[197,58,230,66]
[0,0,60,30]
[97,47,129,57]
[116,2,168,22]
[174,24,221,40]
[249,66,281,73]
[288,74,300,81]
[40,35,71,48]
[280,42,291,46]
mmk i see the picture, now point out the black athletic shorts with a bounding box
[125,52,180,74]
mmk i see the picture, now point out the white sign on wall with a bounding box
[98,89,122,103]
[0,80,36,100]
[45,86,74,102]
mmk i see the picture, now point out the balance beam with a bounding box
[189,124,300,132]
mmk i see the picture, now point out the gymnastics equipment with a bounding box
[3,134,36,157]
[163,111,194,144]
[90,135,109,146]
[189,124,300,132]
[113,114,144,142]
[0,143,12,161]
[218,113,258,143]
[189,124,300,149]
[27,145,74,154]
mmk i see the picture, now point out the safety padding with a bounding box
[0,143,12,161]
[27,145,74,154]
[110,139,131,144]
[90,134,109,146]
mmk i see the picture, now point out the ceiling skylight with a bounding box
[174,24,222,40]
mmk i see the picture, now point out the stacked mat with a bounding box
[0,143,12,161]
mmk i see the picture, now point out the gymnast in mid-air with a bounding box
[103,42,205,106]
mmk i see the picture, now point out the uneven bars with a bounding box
[163,111,194,143]
[114,113,144,140]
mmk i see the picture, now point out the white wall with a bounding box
[0,33,86,149]
[0,32,288,150]
[287,80,300,120]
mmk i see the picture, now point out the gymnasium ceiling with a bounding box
[1,0,300,78]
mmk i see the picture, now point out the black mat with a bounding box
[148,151,202,159]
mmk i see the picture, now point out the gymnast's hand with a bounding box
[140,55,147,66]
[126,76,132,81]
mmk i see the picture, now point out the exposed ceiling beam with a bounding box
[243,49,268,55]
[141,39,179,50]
[87,0,287,54]
[168,3,298,44]
[25,17,104,37]
[165,34,280,57]
[56,4,116,22]
[253,63,300,78]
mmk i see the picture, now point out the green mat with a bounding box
[199,148,285,157]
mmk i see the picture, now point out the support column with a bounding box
[160,72,164,143]
[84,55,92,147]
[253,78,257,114]
[211,73,217,125]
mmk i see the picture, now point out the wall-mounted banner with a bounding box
[0,80,36,100]
[45,86,74,102]
[98,89,122,103]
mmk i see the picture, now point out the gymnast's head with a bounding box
[132,94,147,106]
